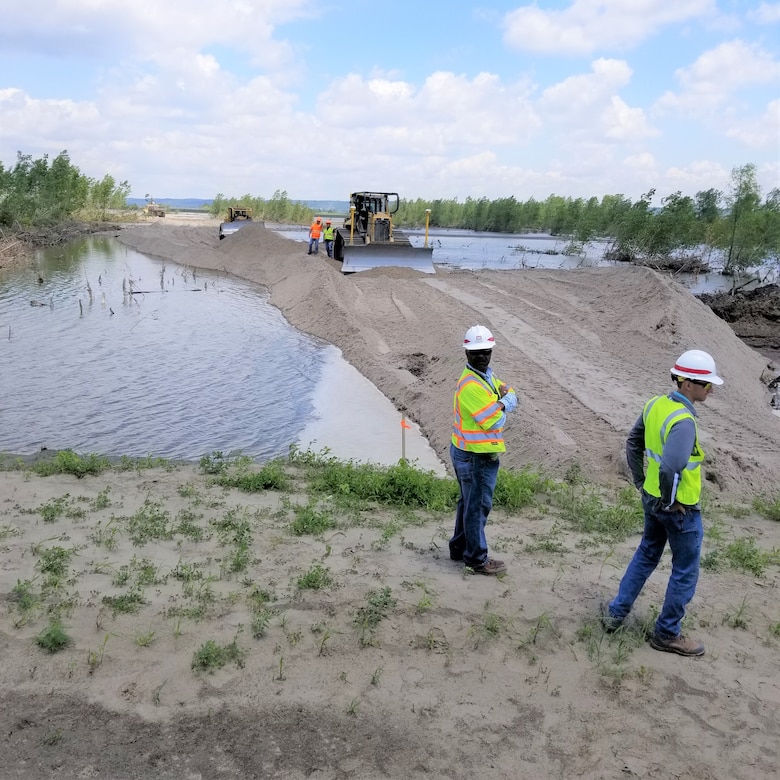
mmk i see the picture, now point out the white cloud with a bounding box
[749,2,780,23]
[503,0,715,55]
[656,39,780,116]
[724,98,780,148]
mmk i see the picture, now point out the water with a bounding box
[271,224,765,295]
[0,236,444,472]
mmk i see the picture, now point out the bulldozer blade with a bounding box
[339,244,435,274]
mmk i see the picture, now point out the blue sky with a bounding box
[1,1,778,203]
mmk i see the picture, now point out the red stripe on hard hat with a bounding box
[674,363,710,375]
[464,337,495,345]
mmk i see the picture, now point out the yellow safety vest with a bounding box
[323,226,335,240]
[642,394,704,505]
[451,368,506,453]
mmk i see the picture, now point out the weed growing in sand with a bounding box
[753,491,780,522]
[251,609,273,638]
[90,487,112,511]
[554,485,642,542]
[493,467,556,509]
[290,447,457,512]
[191,637,246,673]
[371,667,383,686]
[519,612,560,650]
[87,633,112,673]
[30,450,110,478]
[175,508,206,541]
[289,500,338,536]
[152,680,167,706]
[90,518,120,551]
[470,607,511,647]
[354,587,396,646]
[347,699,360,716]
[36,496,71,523]
[11,578,40,614]
[215,459,290,492]
[135,627,156,647]
[35,621,71,653]
[116,454,172,472]
[35,545,73,588]
[723,595,751,629]
[723,537,779,576]
[525,522,567,554]
[124,498,173,545]
[103,587,146,616]
[769,622,780,637]
[296,564,332,590]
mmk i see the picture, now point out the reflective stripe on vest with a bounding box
[451,369,506,453]
[642,394,704,505]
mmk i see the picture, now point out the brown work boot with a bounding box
[649,633,705,657]
[470,558,507,576]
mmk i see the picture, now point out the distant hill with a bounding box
[126,198,350,213]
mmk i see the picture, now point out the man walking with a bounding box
[602,349,724,656]
[449,325,518,575]
[307,217,323,255]
[323,219,335,258]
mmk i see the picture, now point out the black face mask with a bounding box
[467,349,492,373]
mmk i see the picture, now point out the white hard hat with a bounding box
[671,349,724,385]
[463,324,495,350]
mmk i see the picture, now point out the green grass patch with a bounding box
[191,638,246,672]
[102,588,146,615]
[29,450,111,478]
[289,501,338,536]
[354,587,396,646]
[554,485,642,542]
[123,499,173,545]
[35,621,71,653]
[296,564,333,590]
[753,492,780,522]
[494,467,556,510]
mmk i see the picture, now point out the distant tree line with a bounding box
[3,152,777,277]
[397,164,780,276]
[209,190,315,224]
[0,151,130,226]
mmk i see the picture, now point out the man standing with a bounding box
[307,217,323,255]
[323,219,335,258]
[602,349,724,656]
[449,325,518,575]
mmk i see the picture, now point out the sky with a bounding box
[1,0,778,204]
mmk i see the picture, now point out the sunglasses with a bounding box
[468,349,493,357]
[688,379,712,390]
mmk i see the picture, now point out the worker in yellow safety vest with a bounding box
[323,220,336,258]
[602,349,724,657]
[449,324,519,576]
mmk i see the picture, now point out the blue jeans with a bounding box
[609,490,702,638]
[308,238,319,254]
[449,443,500,568]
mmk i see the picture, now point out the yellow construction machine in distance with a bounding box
[334,192,434,273]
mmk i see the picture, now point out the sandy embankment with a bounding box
[117,219,780,500]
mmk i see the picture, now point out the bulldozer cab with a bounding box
[227,207,252,222]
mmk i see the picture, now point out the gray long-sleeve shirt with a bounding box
[626,391,698,507]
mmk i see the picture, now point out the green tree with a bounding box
[716,164,764,274]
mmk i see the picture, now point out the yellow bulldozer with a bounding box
[219,206,253,239]
[143,199,166,217]
[334,192,434,273]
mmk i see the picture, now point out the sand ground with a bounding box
[1,216,779,779]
